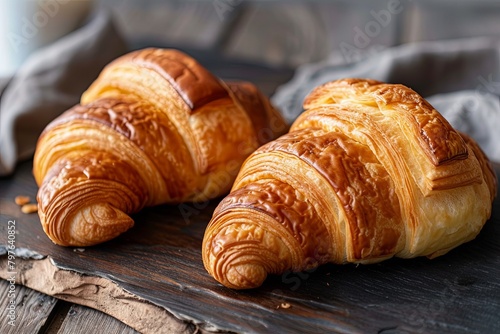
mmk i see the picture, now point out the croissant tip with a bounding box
[56,203,134,247]
[225,262,267,290]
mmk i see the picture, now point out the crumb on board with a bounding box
[15,195,30,206]
[15,195,38,214]
[73,248,85,253]
[279,302,291,309]
[21,203,38,214]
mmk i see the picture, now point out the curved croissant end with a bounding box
[33,48,287,246]
[202,78,497,289]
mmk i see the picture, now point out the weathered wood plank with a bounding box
[57,304,139,334]
[0,279,57,333]
[0,257,201,334]
[40,300,72,334]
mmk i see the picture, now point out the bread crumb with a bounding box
[15,195,30,206]
[280,302,291,309]
[73,248,85,253]
[21,203,38,214]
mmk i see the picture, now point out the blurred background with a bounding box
[106,0,500,66]
[97,0,500,67]
[2,0,500,77]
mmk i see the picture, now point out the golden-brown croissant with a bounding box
[202,78,497,289]
[33,48,287,247]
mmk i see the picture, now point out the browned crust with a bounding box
[110,48,229,110]
[213,177,332,264]
[226,81,288,144]
[36,97,196,200]
[257,128,404,261]
[304,78,468,166]
[460,131,498,202]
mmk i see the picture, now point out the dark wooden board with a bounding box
[1,159,500,334]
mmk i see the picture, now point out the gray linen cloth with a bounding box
[272,37,500,163]
[0,11,127,176]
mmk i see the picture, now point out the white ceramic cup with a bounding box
[0,0,93,77]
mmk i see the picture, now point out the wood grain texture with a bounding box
[57,304,139,334]
[41,300,72,334]
[0,279,57,333]
[1,160,500,333]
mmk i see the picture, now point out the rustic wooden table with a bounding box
[1,56,500,334]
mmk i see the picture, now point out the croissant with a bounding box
[33,48,287,246]
[202,78,497,289]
